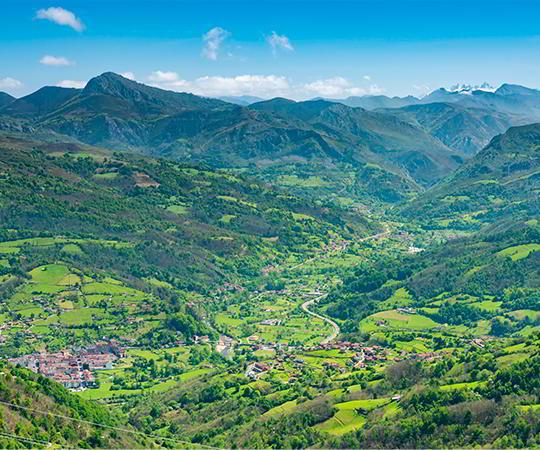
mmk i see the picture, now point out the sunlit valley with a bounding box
[0,1,538,448]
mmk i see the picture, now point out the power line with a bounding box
[0,430,51,447]
[0,399,219,449]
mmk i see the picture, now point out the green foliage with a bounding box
[0,362,146,448]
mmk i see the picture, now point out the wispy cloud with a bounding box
[0,77,22,90]
[202,27,230,61]
[39,55,73,66]
[266,31,294,55]
[363,75,371,81]
[56,80,86,89]
[36,7,84,32]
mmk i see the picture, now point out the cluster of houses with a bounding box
[8,341,123,390]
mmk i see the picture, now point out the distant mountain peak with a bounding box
[447,82,495,95]
[83,71,143,97]
[495,83,540,96]
[0,85,81,117]
[0,91,16,108]
[217,95,265,106]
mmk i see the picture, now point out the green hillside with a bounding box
[0,362,148,448]
[403,123,540,226]
[0,133,374,356]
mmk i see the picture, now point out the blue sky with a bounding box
[2,0,540,99]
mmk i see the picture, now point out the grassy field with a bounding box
[497,243,540,261]
[263,399,298,417]
[360,310,439,333]
[378,287,414,309]
[315,398,391,435]
[440,381,485,391]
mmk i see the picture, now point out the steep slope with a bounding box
[383,102,519,155]
[0,362,146,448]
[403,123,540,223]
[0,92,15,108]
[37,72,235,148]
[0,134,371,292]
[250,98,463,187]
[0,73,465,203]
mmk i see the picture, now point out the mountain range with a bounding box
[0,73,459,204]
[1,73,540,204]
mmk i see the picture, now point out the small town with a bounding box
[8,341,123,389]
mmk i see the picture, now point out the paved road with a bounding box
[301,294,340,344]
[296,227,391,344]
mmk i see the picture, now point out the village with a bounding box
[8,341,123,390]
[244,339,445,380]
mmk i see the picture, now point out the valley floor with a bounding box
[1,212,538,448]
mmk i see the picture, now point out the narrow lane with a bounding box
[301,294,340,344]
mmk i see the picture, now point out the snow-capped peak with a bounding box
[447,82,495,95]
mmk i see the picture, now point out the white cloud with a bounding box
[363,75,371,81]
[0,77,22,90]
[303,77,365,98]
[266,31,294,54]
[148,71,289,98]
[192,75,289,97]
[202,27,230,61]
[148,70,181,83]
[367,84,385,95]
[36,7,85,32]
[146,71,385,100]
[39,55,73,66]
[120,72,135,81]
[56,80,86,89]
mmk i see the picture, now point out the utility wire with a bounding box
[0,399,220,449]
[0,430,52,447]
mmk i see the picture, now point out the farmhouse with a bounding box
[245,362,271,380]
[397,307,417,314]
[260,318,282,326]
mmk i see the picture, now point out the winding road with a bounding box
[301,294,340,344]
[298,226,391,344]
